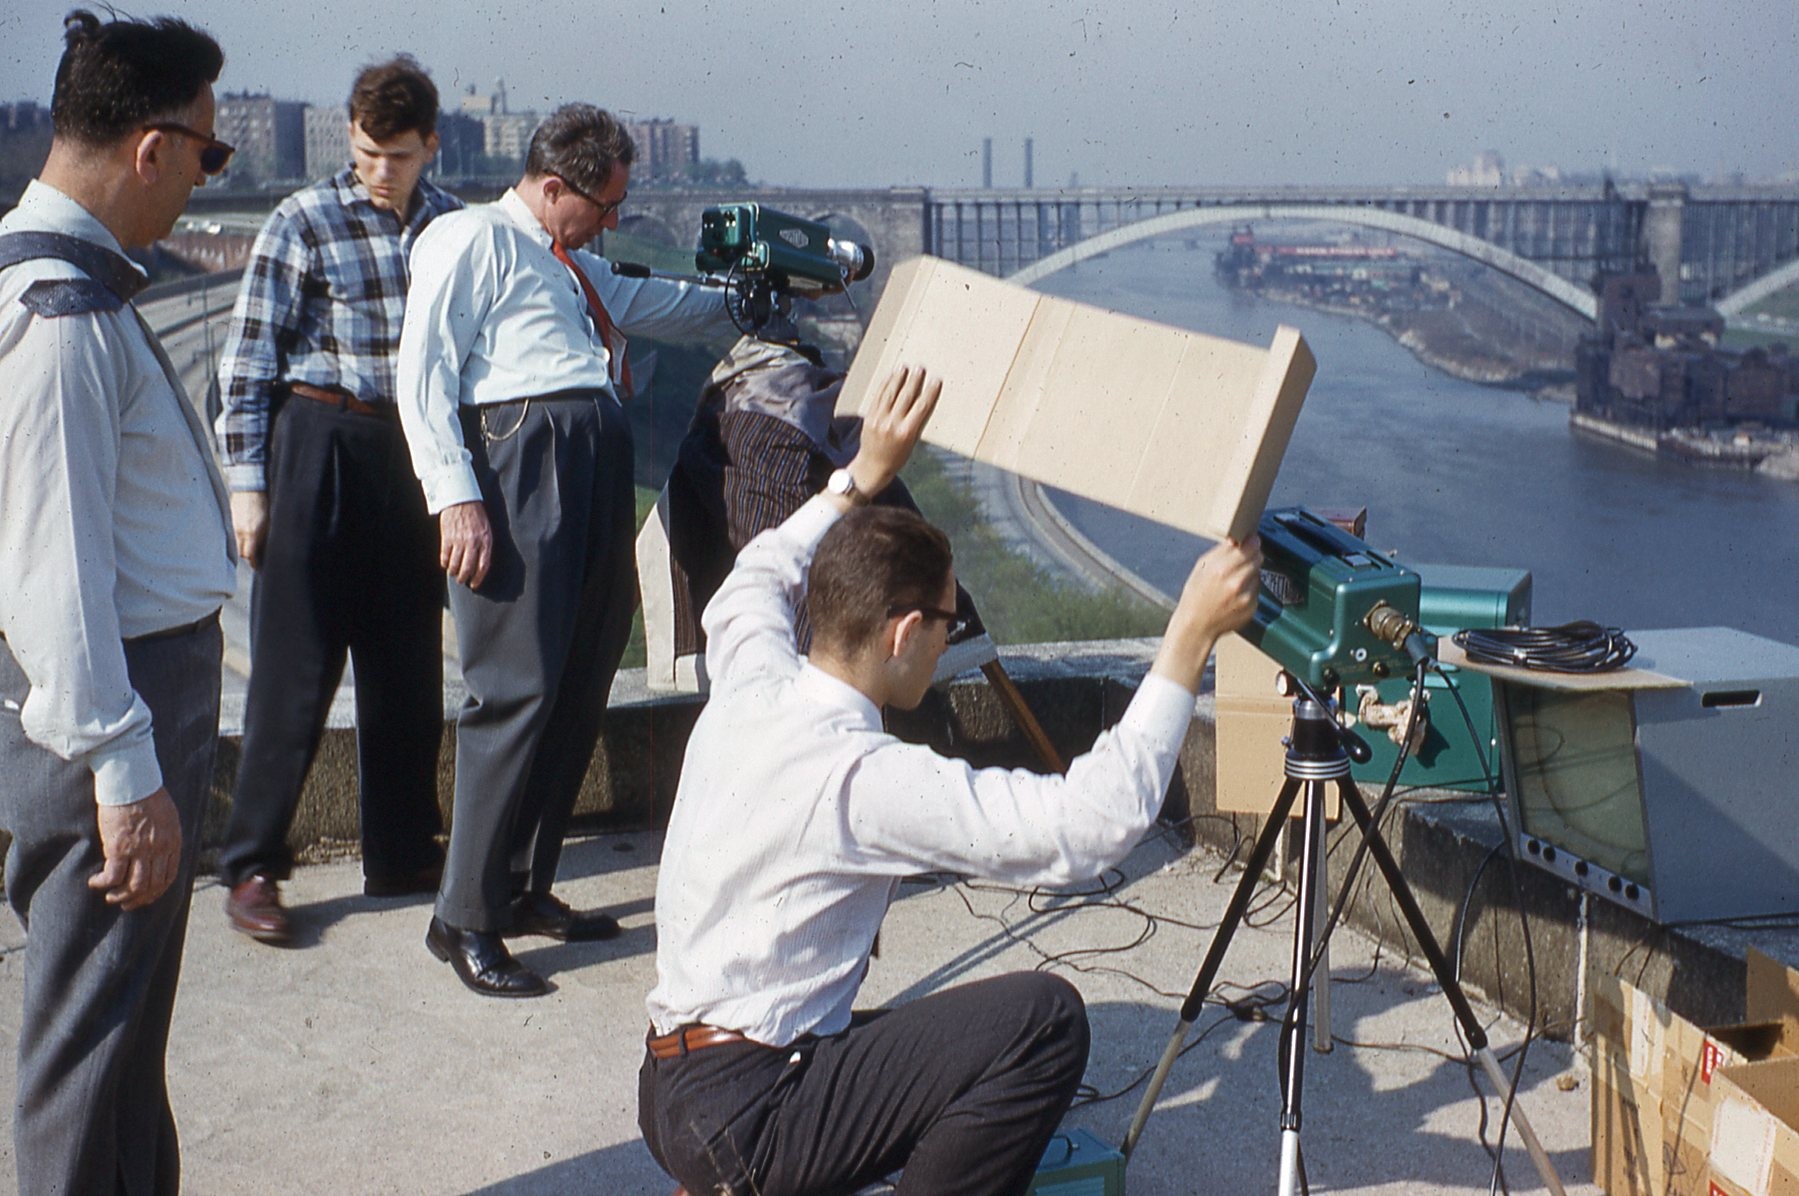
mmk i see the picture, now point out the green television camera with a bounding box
[695,204,874,299]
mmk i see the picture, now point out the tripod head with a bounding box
[1277,672,1373,766]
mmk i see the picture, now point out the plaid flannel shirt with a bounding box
[213,169,462,490]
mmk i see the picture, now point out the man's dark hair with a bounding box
[808,506,953,654]
[348,55,438,140]
[50,9,223,146]
[523,104,635,194]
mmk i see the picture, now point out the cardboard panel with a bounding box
[842,255,1316,544]
[1748,949,1799,1028]
[1440,637,1687,692]
[1213,634,1340,819]
[1711,1059,1799,1196]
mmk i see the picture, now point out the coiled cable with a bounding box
[1452,620,1637,673]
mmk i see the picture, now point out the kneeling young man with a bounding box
[640,366,1262,1196]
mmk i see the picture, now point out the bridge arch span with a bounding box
[1717,259,1799,319]
[1003,204,1598,321]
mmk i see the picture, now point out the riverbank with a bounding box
[1570,411,1799,478]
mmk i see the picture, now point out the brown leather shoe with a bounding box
[224,874,292,945]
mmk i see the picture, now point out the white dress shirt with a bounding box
[646,496,1199,1046]
[0,181,236,806]
[395,189,725,513]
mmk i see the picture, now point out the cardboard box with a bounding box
[841,255,1316,544]
[1708,1058,1799,1196]
[1591,951,1799,1195]
[1213,632,1338,819]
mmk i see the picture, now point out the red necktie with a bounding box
[551,240,634,399]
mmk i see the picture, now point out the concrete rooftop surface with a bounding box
[1,829,1600,1195]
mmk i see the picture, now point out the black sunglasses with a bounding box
[142,122,235,176]
[552,174,626,218]
[888,604,968,640]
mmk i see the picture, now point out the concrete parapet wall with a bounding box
[8,640,1788,1042]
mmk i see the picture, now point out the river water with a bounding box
[1032,238,1799,648]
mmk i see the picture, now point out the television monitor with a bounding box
[1482,627,1799,924]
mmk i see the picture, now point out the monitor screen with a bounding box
[1503,687,1650,885]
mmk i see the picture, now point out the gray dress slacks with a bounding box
[436,390,637,932]
[0,618,222,1196]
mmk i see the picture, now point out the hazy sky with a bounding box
[3,0,1795,189]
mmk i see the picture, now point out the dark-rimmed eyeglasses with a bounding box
[142,122,235,176]
[888,604,968,640]
[552,174,626,218]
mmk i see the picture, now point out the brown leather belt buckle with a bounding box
[288,381,392,420]
[646,1024,751,1060]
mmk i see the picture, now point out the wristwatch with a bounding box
[825,468,869,506]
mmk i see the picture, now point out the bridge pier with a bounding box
[1644,183,1687,304]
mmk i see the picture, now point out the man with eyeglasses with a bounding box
[640,368,1264,1196]
[397,103,726,997]
[0,10,233,1192]
[211,55,461,947]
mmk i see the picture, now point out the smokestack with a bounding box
[1024,137,1034,189]
[982,137,993,189]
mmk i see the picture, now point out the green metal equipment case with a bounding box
[1349,563,1532,794]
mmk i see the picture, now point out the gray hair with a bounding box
[524,104,635,193]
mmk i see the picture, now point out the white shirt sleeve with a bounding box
[0,308,163,805]
[576,248,727,340]
[701,495,841,693]
[841,672,1199,886]
[397,215,493,513]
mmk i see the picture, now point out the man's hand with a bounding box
[840,365,942,504]
[440,500,493,588]
[1151,535,1264,694]
[230,491,270,570]
[89,789,184,910]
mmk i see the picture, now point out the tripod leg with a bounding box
[1333,779,1568,1196]
[1310,806,1333,1055]
[1277,779,1327,1196]
[1121,778,1303,1160]
[979,659,1068,774]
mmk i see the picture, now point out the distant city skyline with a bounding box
[0,0,1793,189]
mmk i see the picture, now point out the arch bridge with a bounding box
[165,180,1799,319]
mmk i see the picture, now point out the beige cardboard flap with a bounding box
[841,256,1315,543]
[1747,949,1799,1031]
[1437,637,1687,692]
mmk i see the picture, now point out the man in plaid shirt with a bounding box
[213,56,461,943]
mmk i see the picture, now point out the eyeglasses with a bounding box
[142,122,235,176]
[888,604,968,640]
[552,174,626,218]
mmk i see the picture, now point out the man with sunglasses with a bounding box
[640,368,1264,1196]
[211,56,461,946]
[0,11,232,1193]
[397,103,726,997]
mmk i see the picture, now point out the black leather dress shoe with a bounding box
[507,891,621,942]
[425,917,548,998]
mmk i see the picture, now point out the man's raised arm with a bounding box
[701,365,941,689]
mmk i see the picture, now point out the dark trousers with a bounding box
[220,395,444,887]
[436,391,637,932]
[638,973,1091,1196]
[0,619,222,1196]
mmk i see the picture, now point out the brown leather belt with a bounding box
[646,1024,754,1060]
[288,381,393,420]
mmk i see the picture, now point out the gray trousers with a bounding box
[437,391,637,932]
[0,618,222,1196]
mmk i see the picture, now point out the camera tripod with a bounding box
[1120,673,1565,1196]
